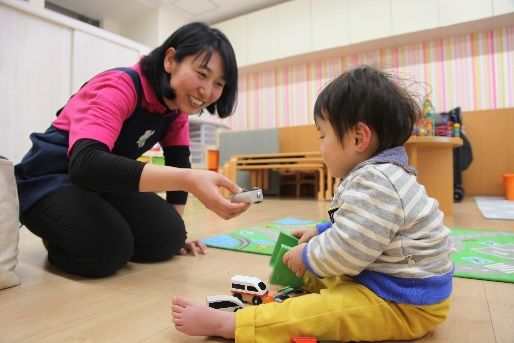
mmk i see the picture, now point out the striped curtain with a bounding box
[222,25,513,131]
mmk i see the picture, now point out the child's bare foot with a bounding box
[171,296,236,338]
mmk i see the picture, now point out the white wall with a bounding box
[0,0,149,163]
[0,3,71,163]
[120,9,160,48]
[72,31,140,92]
[158,8,190,46]
[102,17,122,36]
[118,7,189,49]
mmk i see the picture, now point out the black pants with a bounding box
[21,187,186,277]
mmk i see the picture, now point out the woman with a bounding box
[15,22,248,278]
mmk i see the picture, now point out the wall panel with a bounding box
[0,0,148,163]
[462,108,514,196]
[0,4,72,162]
[72,30,139,92]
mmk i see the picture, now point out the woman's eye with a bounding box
[197,71,207,78]
[215,82,225,88]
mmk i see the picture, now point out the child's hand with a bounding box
[292,227,318,244]
[283,243,307,277]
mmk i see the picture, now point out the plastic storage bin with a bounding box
[189,123,219,169]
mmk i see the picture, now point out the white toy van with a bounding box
[230,275,269,305]
[206,295,244,312]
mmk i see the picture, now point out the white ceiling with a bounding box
[47,0,291,24]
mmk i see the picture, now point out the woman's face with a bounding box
[163,48,226,114]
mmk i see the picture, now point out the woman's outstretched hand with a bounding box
[139,164,249,220]
[179,240,208,256]
[186,169,250,220]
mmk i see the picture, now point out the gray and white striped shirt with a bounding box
[304,147,455,304]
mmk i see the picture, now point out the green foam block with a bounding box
[269,244,305,288]
[269,231,298,266]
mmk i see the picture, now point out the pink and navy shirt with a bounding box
[15,62,190,211]
[53,61,190,154]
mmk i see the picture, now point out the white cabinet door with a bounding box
[0,4,72,163]
[248,6,279,65]
[439,0,492,26]
[277,0,312,59]
[392,0,438,35]
[493,0,514,15]
[214,15,249,67]
[72,31,139,92]
[312,0,350,51]
[349,0,392,44]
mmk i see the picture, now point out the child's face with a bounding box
[316,116,361,179]
[163,49,226,114]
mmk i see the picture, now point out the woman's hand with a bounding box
[186,169,250,220]
[291,227,318,244]
[139,164,249,220]
[283,243,307,277]
[178,240,208,256]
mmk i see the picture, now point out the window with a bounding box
[210,301,236,309]
[232,283,245,290]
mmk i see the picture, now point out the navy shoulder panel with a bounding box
[109,67,142,106]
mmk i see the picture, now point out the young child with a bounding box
[171,65,455,342]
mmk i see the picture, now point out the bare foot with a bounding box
[171,296,236,338]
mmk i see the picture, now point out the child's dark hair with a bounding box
[314,65,421,153]
[141,22,238,118]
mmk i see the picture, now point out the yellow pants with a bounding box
[235,273,451,343]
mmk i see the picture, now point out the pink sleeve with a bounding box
[160,113,190,147]
[52,71,137,154]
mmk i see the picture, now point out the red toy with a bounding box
[291,337,317,343]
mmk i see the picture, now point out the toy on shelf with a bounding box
[434,111,463,137]
[413,97,464,138]
[206,295,243,312]
[453,123,461,137]
[269,231,305,288]
[414,99,436,136]
[434,120,453,137]
[137,143,165,165]
[230,275,269,305]
[230,187,264,204]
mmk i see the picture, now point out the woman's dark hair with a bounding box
[314,65,421,153]
[141,22,238,118]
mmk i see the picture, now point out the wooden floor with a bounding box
[1,196,513,343]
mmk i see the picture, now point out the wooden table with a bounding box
[404,136,463,216]
[221,152,332,200]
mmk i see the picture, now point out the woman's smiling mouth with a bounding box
[189,95,205,107]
